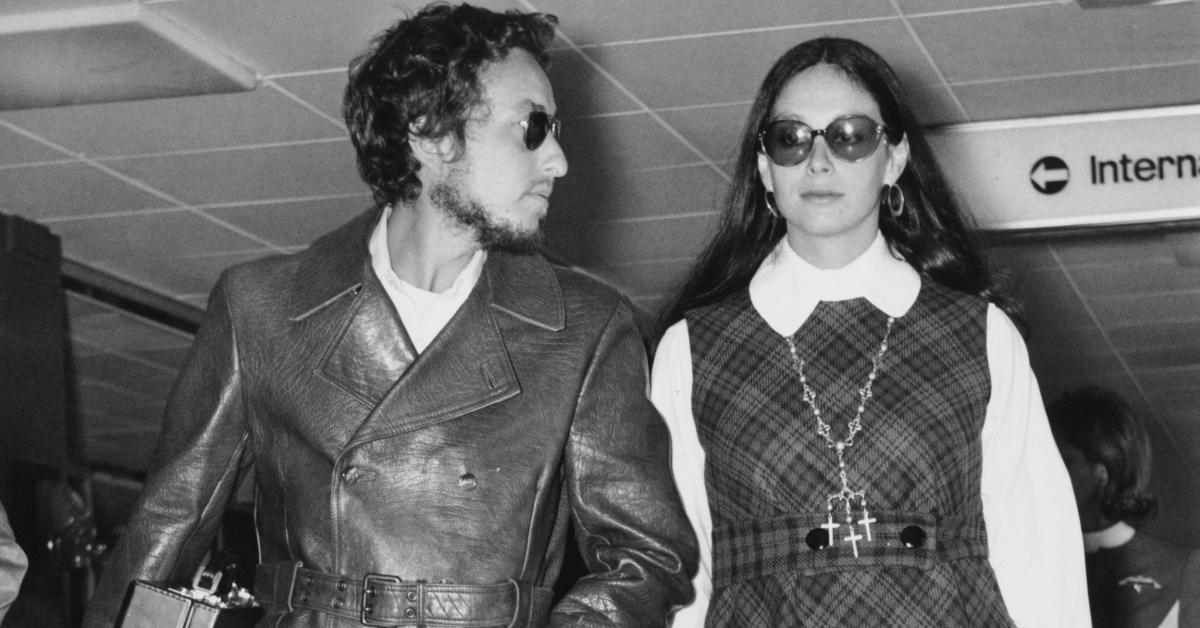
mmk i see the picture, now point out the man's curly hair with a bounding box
[343,3,557,208]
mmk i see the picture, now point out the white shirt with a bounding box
[368,205,486,353]
[653,233,1091,628]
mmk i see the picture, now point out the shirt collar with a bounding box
[368,204,486,299]
[749,231,920,336]
[1084,521,1137,553]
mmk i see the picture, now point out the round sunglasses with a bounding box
[758,115,891,166]
[519,110,561,150]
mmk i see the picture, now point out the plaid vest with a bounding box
[687,283,1015,627]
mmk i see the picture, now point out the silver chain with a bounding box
[784,316,895,455]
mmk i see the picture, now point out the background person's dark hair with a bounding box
[658,37,1019,336]
[1047,386,1159,527]
[343,3,558,208]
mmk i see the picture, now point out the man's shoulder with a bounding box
[218,249,304,297]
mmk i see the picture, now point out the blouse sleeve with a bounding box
[980,305,1091,628]
[651,321,713,628]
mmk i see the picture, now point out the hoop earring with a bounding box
[882,183,905,218]
[765,191,780,218]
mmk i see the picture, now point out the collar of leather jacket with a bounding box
[285,206,565,332]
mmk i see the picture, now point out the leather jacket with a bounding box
[84,210,697,627]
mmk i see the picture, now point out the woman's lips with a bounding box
[801,190,843,202]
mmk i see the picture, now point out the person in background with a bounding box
[0,500,28,623]
[1048,386,1200,628]
[652,36,1089,627]
[83,4,696,626]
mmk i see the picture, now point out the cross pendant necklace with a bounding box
[785,316,894,558]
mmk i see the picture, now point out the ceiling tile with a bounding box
[588,258,694,299]
[71,354,177,400]
[548,165,727,226]
[1030,352,1133,406]
[955,64,1200,121]
[987,241,1058,273]
[1,86,343,157]
[99,140,365,205]
[1109,321,1200,352]
[204,195,373,247]
[0,162,170,220]
[1051,233,1175,267]
[0,124,67,165]
[95,249,275,297]
[1090,291,1200,327]
[0,0,130,15]
[1026,320,1111,356]
[1139,366,1200,394]
[65,292,114,321]
[896,0,1047,11]
[534,0,891,46]
[132,347,192,372]
[657,104,751,165]
[180,294,211,310]
[560,113,708,175]
[82,436,158,473]
[1069,261,1200,297]
[632,294,668,319]
[69,312,192,353]
[1123,344,1200,370]
[49,210,266,264]
[1006,267,1094,325]
[547,212,718,266]
[547,49,641,118]
[153,0,522,75]
[587,19,941,110]
[75,380,164,414]
[271,72,347,121]
[906,82,968,126]
[912,4,1200,82]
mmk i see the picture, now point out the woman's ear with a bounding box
[884,134,910,185]
[1093,462,1110,488]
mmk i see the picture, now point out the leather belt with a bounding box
[255,562,545,627]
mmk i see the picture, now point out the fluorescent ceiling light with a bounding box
[0,4,257,111]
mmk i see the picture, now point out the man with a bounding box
[83,4,696,627]
[0,501,27,623]
[1048,387,1200,628]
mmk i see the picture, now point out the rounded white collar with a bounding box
[749,231,921,336]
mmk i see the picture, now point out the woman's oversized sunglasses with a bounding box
[519,110,561,150]
[758,115,892,166]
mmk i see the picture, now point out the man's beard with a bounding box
[430,182,545,255]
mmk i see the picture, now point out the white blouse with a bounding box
[653,233,1091,628]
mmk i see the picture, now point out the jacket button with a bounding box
[459,473,477,490]
[406,590,418,602]
[901,525,927,548]
[341,466,361,484]
[404,607,417,619]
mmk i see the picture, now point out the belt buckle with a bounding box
[360,572,402,626]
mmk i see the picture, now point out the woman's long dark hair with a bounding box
[658,37,1019,335]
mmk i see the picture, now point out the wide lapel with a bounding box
[346,252,564,447]
[289,208,418,412]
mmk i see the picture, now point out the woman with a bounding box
[1048,387,1200,628]
[652,37,1089,627]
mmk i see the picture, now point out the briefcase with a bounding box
[117,555,263,628]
